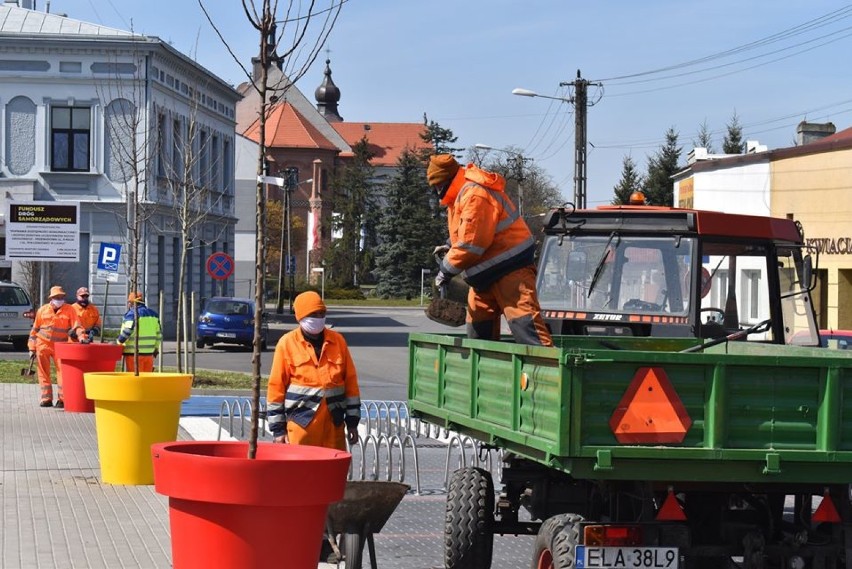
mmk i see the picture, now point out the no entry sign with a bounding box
[206,252,234,281]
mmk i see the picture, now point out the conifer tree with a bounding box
[694,119,714,153]
[612,155,644,205]
[643,127,682,206]
[722,111,744,154]
[374,149,446,298]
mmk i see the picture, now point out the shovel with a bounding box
[21,352,35,377]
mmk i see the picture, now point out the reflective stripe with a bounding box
[344,396,362,417]
[455,241,486,256]
[440,257,463,275]
[465,235,536,279]
[284,385,349,428]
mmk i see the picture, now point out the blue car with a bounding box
[196,297,268,351]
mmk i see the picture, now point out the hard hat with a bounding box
[48,286,66,299]
[128,292,144,303]
[76,287,90,297]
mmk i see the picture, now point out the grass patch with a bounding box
[0,360,256,390]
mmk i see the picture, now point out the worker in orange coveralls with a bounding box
[28,285,79,408]
[266,291,361,451]
[426,154,553,346]
[71,287,102,344]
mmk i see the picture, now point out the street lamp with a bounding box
[474,143,532,218]
[512,85,589,209]
[261,171,312,314]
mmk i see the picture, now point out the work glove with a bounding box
[80,336,91,345]
[435,271,450,288]
[89,327,100,337]
[432,244,450,258]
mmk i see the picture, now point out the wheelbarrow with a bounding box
[325,480,410,569]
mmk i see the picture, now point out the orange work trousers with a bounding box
[286,400,346,451]
[36,348,62,403]
[123,354,154,373]
[466,265,553,346]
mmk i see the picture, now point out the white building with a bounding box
[0,2,240,332]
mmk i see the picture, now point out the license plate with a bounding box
[0,312,17,318]
[577,546,679,568]
[217,332,237,338]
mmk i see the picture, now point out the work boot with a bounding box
[39,400,52,408]
[55,400,64,409]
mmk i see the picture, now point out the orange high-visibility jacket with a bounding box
[266,327,361,437]
[439,164,536,290]
[72,303,102,341]
[28,303,78,352]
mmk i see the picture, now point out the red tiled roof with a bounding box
[818,125,852,143]
[242,102,339,150]
[331,122,430,166]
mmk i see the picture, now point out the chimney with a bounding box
[797,121,836,145]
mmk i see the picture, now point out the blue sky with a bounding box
[68,1,851,207]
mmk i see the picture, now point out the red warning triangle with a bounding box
[609,367,692,444]
[656,489,687,521]
[813,490,841,523]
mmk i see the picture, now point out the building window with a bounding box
[741,269,762,321]
[51,106,90,172]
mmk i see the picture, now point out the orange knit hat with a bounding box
[293,291,326,321]
[48,286,66,299]
[426,154,460,186]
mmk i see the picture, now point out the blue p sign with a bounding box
[97,243,122,272]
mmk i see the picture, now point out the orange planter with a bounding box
[152,441,350,569]
[55,342,123,413]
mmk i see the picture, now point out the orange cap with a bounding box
[128,292,144,303]
[426,154,460,186]
[76,287,90,297]
[293,291,326,321]
[48,286,66,299]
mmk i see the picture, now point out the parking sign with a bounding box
[96,243,121,282]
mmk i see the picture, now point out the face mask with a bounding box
[78,298,89,307]
[299,316,326,336]
[50,299,65,309]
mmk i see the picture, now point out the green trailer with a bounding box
[408,332,852,568]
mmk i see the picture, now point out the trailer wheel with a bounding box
[444,467,494,569]
[531,513,584,569]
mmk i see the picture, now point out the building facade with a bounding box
[673,123,852,331]
[0,3,240,332]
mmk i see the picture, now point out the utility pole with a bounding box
[559,70,600,210]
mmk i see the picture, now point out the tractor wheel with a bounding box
[444,467,494,569]
[531,513,584,569]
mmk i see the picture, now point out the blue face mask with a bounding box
[50,299,65,309]
[299,316,326,336]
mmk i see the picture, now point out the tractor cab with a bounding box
[536,200,820,345]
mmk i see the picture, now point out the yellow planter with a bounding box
[84,372,192,485]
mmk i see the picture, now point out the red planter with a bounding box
[152,441,351,569]
[55,342,124,413]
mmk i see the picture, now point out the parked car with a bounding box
[196,297,268,351]
[791,329,852,349]
[0,281,35,351]
[816,329,852,349]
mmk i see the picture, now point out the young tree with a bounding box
[612,155,644,205]
[374,149,446,298]
[722,111,744,154]
[201,0,342,458]
[694,119,714,153]
[643,127,682,207]
[324,138,377,288]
